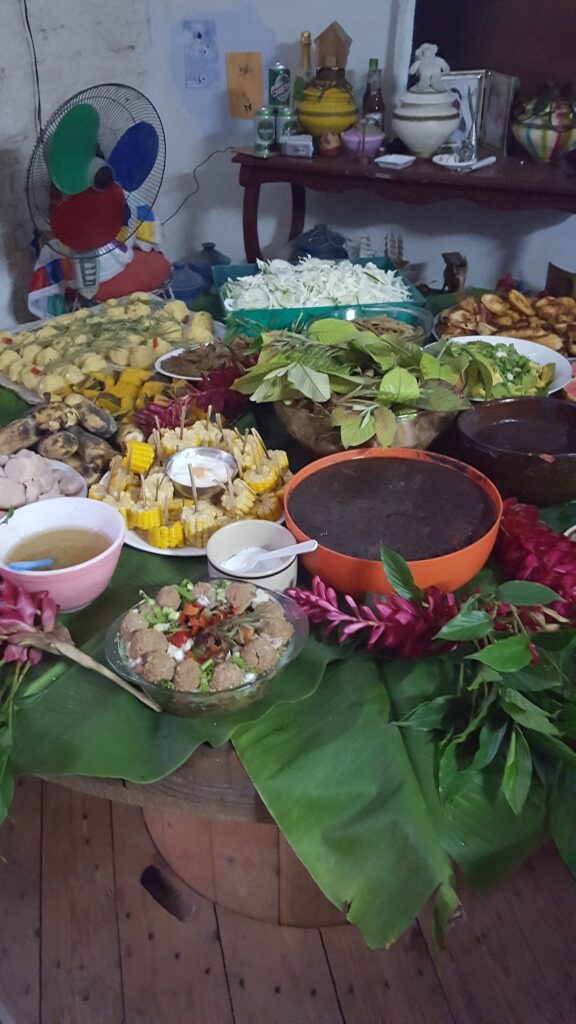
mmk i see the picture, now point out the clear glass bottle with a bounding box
[362,58,385,131]
[293,31,313,105]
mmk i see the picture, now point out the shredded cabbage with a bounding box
[223,257,411,311]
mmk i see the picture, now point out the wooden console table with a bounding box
[232,148,576,262]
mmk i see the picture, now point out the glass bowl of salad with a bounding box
[105,577,309,716]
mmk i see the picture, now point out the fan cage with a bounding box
[26,83,166,259]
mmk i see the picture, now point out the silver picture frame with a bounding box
[441,70,487,159]
[479,71,519,155]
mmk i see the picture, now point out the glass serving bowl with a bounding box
[104,585,309,717]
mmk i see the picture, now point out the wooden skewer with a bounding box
[187,464,199,513]
[179,403,186,440]
[163,495,170,527]
[139,474,147,507]
[225,464,235,508]
[252,427,269,458]
[155,472,167,503]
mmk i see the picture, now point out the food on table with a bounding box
[286,456,497,561]
[158,338,250,378]
[0,296,216,400]
[437,291,576,353]
[353,315,422,340]
[439,340,555,399]
[222,257,411,312]
[5,526,110,569]
[233,319,469,450]
[89,421,290,550]
[118,579,294,692]
[76,367,167,417]
[0,450,85,508]
[0,396,117,482]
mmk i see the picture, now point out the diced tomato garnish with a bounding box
[170,631,189,648]
[182,602,200,617]
[1,337,12,345]
[151,337,158,348]
[30,367,41,375]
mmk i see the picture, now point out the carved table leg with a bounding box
[242,184,262,262]
[289,184,306,241]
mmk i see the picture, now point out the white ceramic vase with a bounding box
[392,90,460,159]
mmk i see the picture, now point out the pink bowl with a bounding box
[0,497,125,611]
[341,127,385,159]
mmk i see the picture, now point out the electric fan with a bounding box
[26,83,166,297]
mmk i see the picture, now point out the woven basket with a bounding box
[274,400,455,456]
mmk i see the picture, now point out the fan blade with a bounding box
[108,122,159,191]
[48,104,100,195]
[50,184,126,251]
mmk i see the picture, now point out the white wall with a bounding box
[0,0,574,327]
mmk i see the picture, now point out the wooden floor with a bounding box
[1,778,575,1024]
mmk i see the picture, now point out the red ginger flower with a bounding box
[287,577,459,658]
[0,579,60,666]
[496,500,576,620]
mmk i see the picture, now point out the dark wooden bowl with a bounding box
[457,397,576,506]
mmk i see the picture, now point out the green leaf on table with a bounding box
[380,544,422,602]
[307,318,361,344]
[331,409,376,448]
[438,738,468,803]
[550,766,576,875]
[502,728,533,815]
[496,581,562,606]
[250,376,297,404]
[286,363,331,402]
[416,380,469,412]
[499,687,559,736]
[420,352,459,384]
[373,406,397,447]
[435,608,493,642]
[432,880,461,953]
[397,695,457,731]
[470,720,508,773]
[466,633,532,672]
[378,366,420,405]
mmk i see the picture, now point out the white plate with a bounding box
[49,459,88,498]
[123,514,285,558]
[427,334,572,395]
[153,322,227,380]
[432,154,477,170]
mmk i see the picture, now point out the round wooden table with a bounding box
[43,744,345,928]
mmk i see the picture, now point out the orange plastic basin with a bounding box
[284,448,503,596]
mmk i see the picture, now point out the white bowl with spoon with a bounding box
[206,520,316,592]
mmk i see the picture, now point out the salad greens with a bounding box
[232,318,469,448]
[433,339,555,400]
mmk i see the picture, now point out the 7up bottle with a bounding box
[268,63,291,109]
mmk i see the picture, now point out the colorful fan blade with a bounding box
[48,104,100,195]
[108,122,159,191]
[50,183,126,251]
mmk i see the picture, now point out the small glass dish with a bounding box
[104,585,309,717]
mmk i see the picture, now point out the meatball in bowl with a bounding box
[105,577,308,715]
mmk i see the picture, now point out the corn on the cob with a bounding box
[127,505,162,530]
[268,449,289,473]
[147,521,184,549]
[253,492,283,521]
[244,463,279,495]
[88,483,107,501]
[222,479,256,516]
[123,440,154,474]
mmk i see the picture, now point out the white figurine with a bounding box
[409,43,450,92]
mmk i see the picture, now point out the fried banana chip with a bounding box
[508,289,535,316]
[532,333,564,351]
[480,293,509,315]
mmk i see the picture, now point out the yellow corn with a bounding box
[244,463,279,495]
[222,479,256,516]
[147,521,184,549]
[269,449,289,473]
[127,505,162,529]
[254,492,283,521]
[123,441,155,474]
[169,498,184,514]
[88,483,107,501]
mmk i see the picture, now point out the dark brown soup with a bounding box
[287,458,496,561]
[476,418,576,454]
